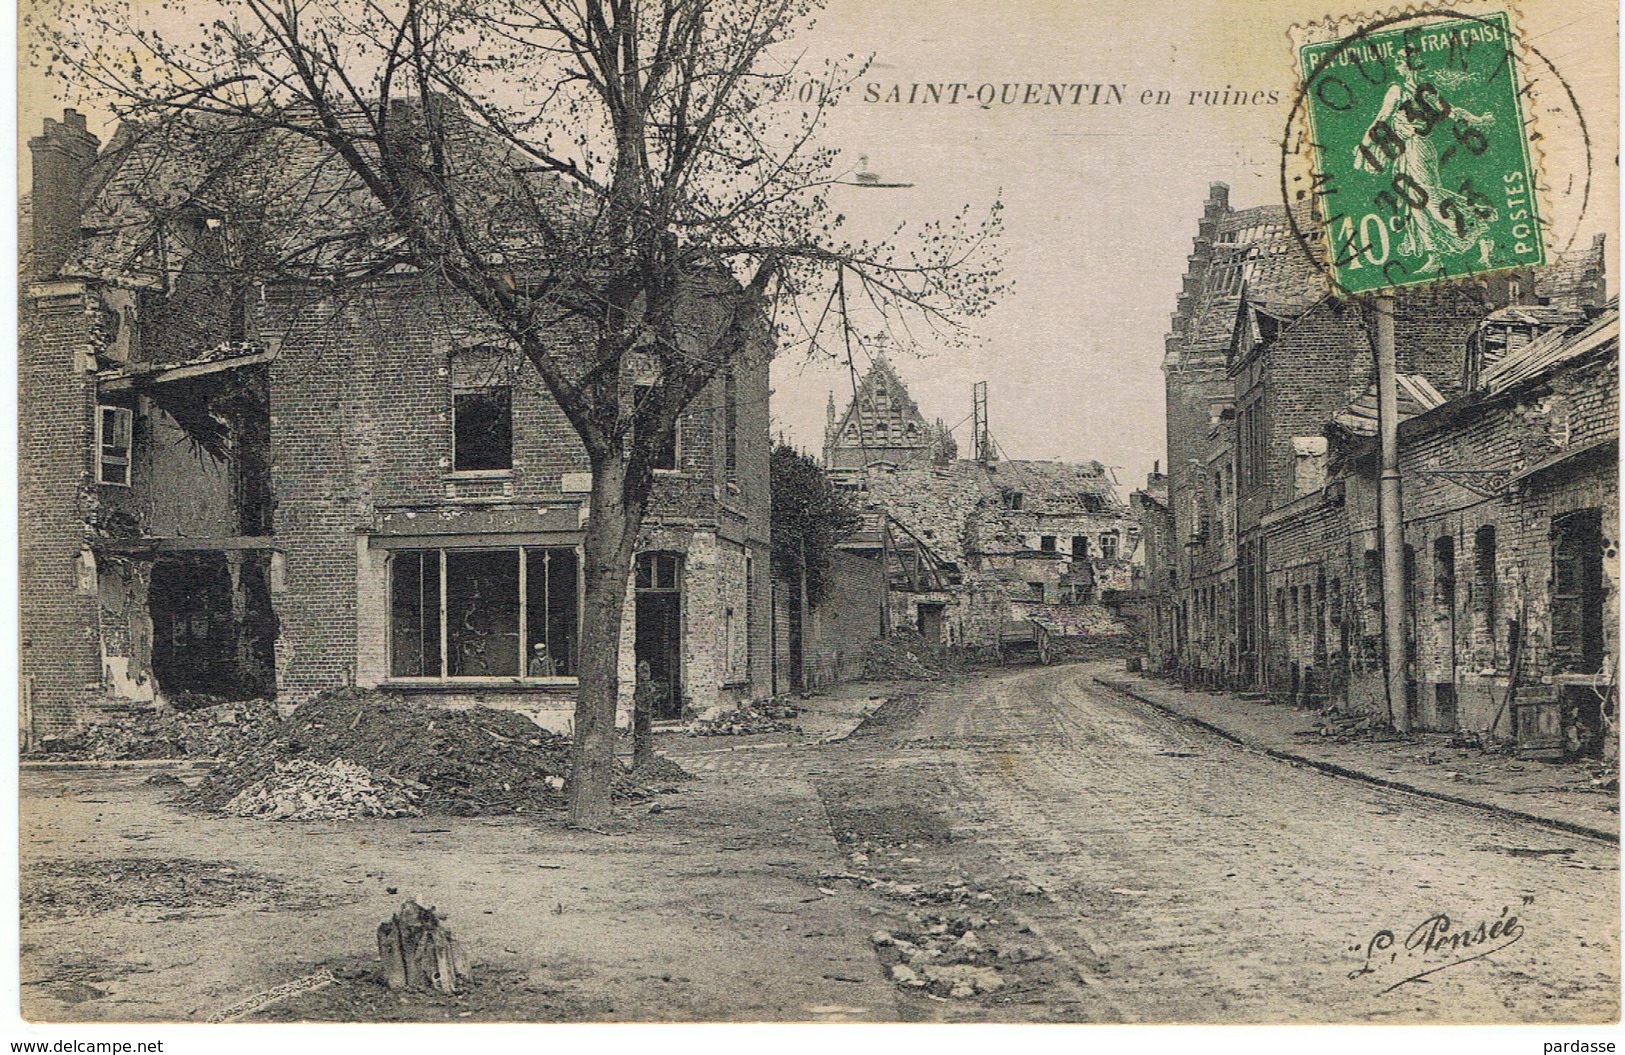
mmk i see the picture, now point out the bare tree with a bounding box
[38,0,1004,826]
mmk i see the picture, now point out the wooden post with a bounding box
[377,899,470,994]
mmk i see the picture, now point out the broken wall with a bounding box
[801,550,886,689]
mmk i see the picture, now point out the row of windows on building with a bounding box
[388,548,685,681]
[1036,532,1120,559]
[94,363,742,486]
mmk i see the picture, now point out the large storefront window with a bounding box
[389,547,578,679]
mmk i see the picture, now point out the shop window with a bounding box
[97,405,133,486]
[447,550,520,677]
[390,550,443,678]
[389,546,579,679]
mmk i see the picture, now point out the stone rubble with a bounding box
[685,700,802,737]
[819,840,1063,1000]
[221,759,424,821]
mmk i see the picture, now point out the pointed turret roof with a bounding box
[827,356,934,456]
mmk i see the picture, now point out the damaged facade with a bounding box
[21,109,773,737]
[1154,181,1617,756]
[823,360,1141,649]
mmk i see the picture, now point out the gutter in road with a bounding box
[1093,676,1619,847]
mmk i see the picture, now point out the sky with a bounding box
[764,0,1619,490]
[15,0,1618,492]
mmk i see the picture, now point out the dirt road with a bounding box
[813,661,1620,1023]
[20,661,1619,1023]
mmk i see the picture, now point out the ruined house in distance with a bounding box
[1155,182,1616,756]
[822,357,1142,649]
[20,108,774,739]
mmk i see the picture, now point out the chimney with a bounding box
[28,109,100,278]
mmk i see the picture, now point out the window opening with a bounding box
[97,405,133,486]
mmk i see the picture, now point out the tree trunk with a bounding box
[568,454,645,828]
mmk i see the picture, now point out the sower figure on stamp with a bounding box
[1354,63,1498,273]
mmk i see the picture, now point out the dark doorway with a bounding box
[1551,509,1606,675]
[787,583,805,691]
[917,602,945,645]
[635,552,683,719]
[149,551,277,701]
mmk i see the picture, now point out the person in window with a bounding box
[528,642,557,677]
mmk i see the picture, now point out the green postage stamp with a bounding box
[1296,10,1544,293]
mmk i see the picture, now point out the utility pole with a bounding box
[1374,293,1409,732]
[972,381,991,463]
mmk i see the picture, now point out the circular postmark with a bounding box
[1279,8,1592,299]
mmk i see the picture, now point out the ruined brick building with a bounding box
[21,109,774,737]
[824,359,1141,648]
[1154,182,1617,755]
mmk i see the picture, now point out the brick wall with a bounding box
[263,276,774,709]
[20,282,106,735]
[801,549,885,688]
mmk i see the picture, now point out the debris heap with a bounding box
[222,759,424,821]
[685,700,801,736]
[860,634,944,681]
[182,687,690,816]
[183,688,574,816]
[27,699,280,761]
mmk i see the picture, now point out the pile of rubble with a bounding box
[1299,709,1405,742]
[861,633,944,681]
[818,860,1053,1000]
[182,688,683,816]
[221,759,424,821]
[32,687,695,817]
[27,699,281,761]
[872,915,1017,998]
[685,700,801,737]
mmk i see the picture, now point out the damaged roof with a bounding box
[1481,300,1619,394]
[1332,374,1446,436]
[983,459,1120,512]
[858,458,1130,564]
[1170,189,1609,374]
[1168,199,1325,366]
[64,100,586,287]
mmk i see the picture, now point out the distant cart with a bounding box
[997,618,1053,666]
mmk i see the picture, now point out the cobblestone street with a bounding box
[814,661,1620,1023]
